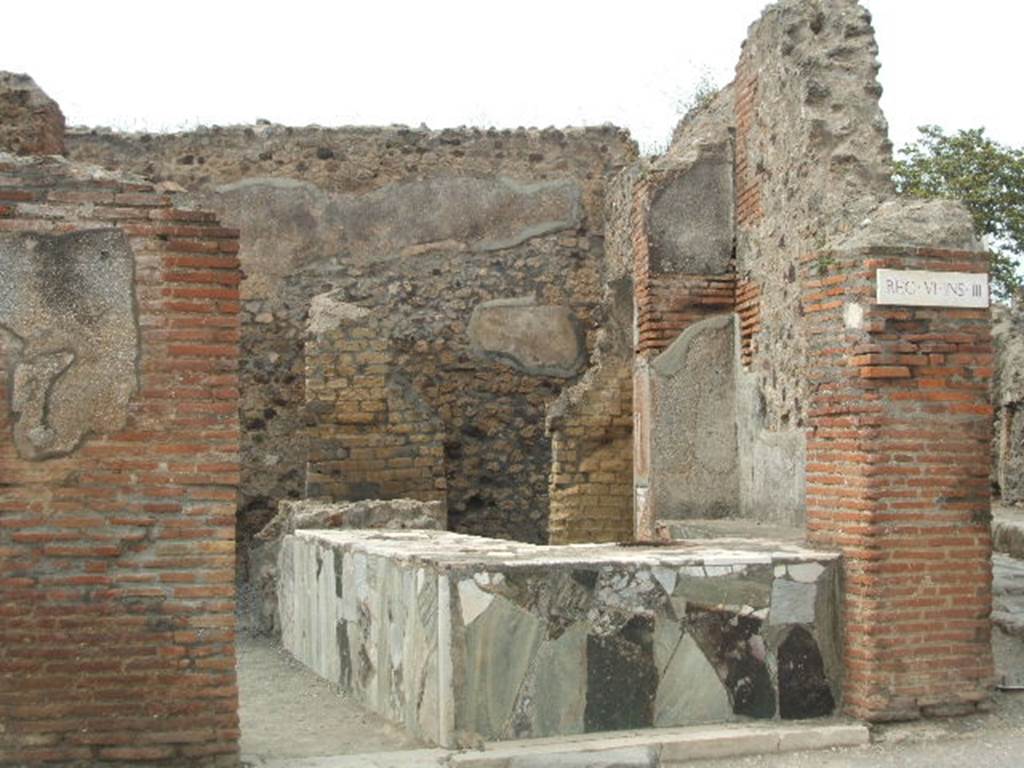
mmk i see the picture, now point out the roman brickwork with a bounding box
[0,154,241,764]
[802,245,993,719]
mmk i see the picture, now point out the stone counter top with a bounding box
[294,529,840,570]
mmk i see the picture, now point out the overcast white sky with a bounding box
[6,1,1023,155]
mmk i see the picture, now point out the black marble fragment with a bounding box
[584,616,657,731]
[778,626,835,719]
[684,605,776,719]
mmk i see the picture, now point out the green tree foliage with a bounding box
[893,126,1024,299]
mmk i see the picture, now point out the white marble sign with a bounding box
[876,268,989,308]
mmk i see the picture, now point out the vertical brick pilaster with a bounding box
[734,58,762,229]
[0,158,241,765]
[803,247,994,720]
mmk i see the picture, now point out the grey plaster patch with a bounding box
[345,176,582,256]
[648,144,734,275]
[307,290,371,337]
[0,229,138,460]
[648,314,737,519]
[212,174,581,300]
[468,297,585,378]
[770,579,818,625]
[211,177,346,300]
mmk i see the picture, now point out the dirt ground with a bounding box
[237,634,422,766]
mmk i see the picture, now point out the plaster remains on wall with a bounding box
[0,229,138,459]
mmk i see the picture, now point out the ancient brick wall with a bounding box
[0,154,240,765]
[802,245,994,719]
[304,294,446,505]
[546,363,633,544]
[67,126,636,552]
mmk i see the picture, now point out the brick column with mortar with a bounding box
[802,246,994,719]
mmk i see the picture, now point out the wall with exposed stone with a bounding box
[0,73,65,157]
[67,125,637,554]
[545,164,638,544]
[729,0,896,529]
[303,291,447,505]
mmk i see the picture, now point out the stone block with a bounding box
[645,314,737,521]
[250,498,445,635]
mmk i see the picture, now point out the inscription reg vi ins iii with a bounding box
[876,268,989,309]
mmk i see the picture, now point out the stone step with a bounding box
[248,721,869,768]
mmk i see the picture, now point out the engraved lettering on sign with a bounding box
[875,269,989,308]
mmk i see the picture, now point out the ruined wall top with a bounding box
[67,122,637,197]
[738,0,894,246]
[0,72,66,156]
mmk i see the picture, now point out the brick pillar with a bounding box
[0,155,241,764]
[803,246,994,719]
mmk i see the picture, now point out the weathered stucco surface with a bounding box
[0,229,138,459]
[648,315,737,519]
[468,297,585,378]
[647,144,733,276]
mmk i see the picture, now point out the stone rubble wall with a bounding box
[729,0,895,528]
[0,72,65,157]
[993,306,1024,504]
[66,124,637,556]
[0,153,241,765]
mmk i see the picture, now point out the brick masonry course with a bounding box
[0,153,241,765]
